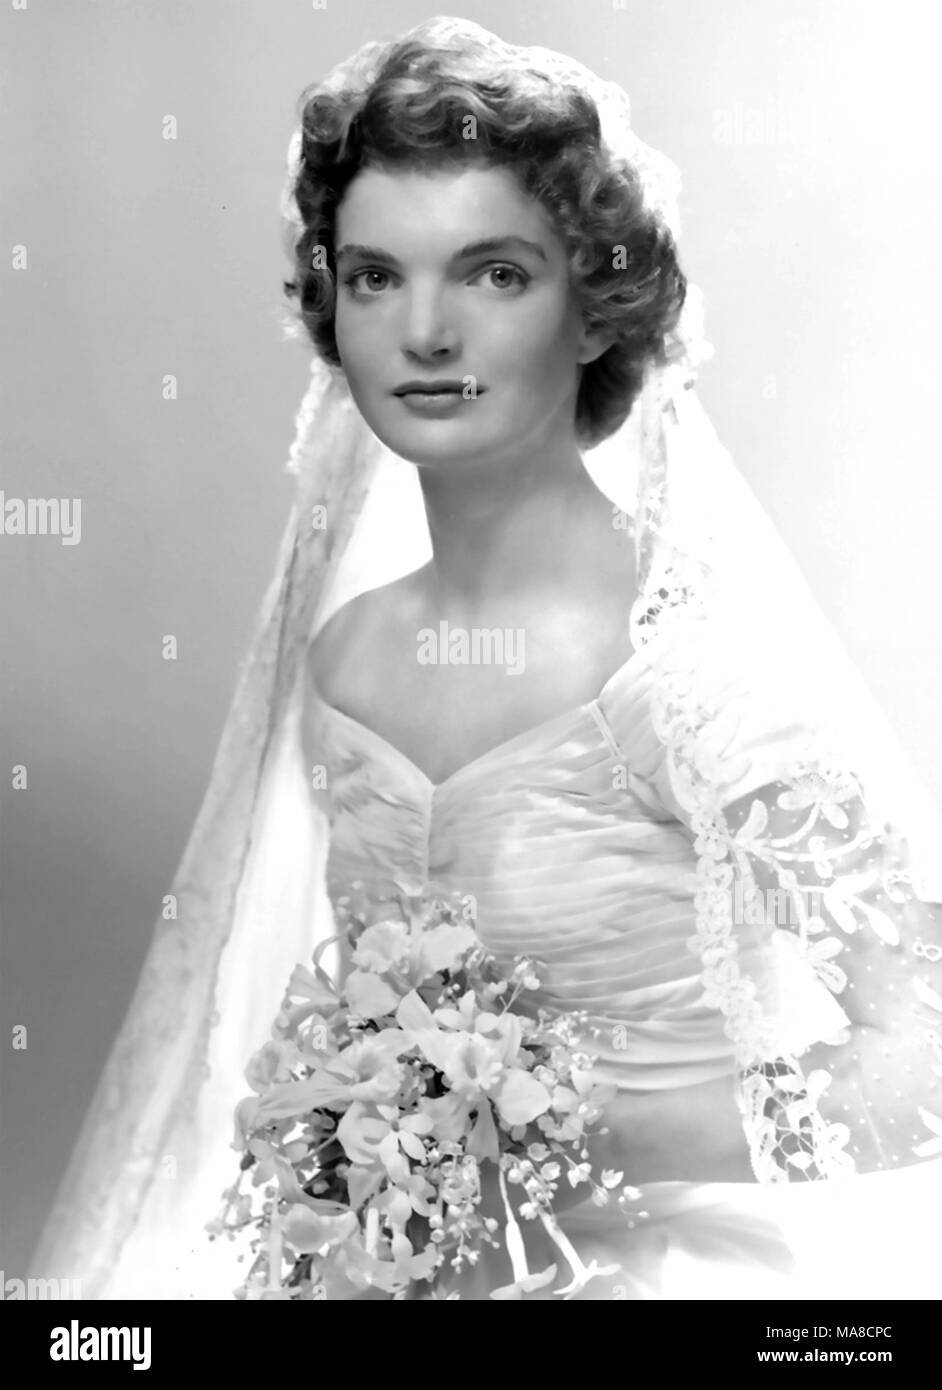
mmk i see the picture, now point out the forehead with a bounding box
[335,163,562,256]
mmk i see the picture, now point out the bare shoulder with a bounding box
[306,568,428,707]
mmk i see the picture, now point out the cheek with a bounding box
[500,327,577,399]
[333,307,381,384]
[332,302,355,363]
[493,297,579,377]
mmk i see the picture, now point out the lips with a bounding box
[392,381,481,396]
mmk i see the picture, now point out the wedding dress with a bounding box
[40,541,942,1299]
[301,592,942,1301]
[28,16,942,1300]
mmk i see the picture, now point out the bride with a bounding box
[30,16,942,1300]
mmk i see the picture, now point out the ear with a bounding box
[576,314,618,366]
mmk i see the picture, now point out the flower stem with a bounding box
[364,1203,380,1258]
[536,1207,619,1298]
[497,1162,530,1282]
[267,1205,283,1293]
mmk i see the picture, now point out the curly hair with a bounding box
[282,23,687,448]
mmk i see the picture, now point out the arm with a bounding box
[716,770,942,1177]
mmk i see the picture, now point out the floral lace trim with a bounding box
[636,552,942,1183]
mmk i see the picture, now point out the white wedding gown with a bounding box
[48,606,942,1300]
[299,636,942,1300]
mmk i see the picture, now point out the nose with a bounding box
[399,283,459,361]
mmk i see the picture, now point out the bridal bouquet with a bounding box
[210,884,638,1300]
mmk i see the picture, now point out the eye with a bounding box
[474,263,530,293]
[342,268,392,296]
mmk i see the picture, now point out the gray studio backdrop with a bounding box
[2,0,941,1278]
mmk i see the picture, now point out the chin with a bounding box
[388,436,475,469]
[370,415,486,467]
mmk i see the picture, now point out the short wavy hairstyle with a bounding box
[282,24,687,449]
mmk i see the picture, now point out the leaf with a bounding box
[403,1110,436,1135]
[398,1129,426,1162]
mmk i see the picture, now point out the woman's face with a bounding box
[332,162,606,470]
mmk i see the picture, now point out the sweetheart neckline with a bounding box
[304,638,653,792]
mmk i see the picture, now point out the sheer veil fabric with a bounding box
[30,17,942,1298]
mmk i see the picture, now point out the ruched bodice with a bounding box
[302,641,739,1094]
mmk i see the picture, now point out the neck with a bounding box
[416,431,614,618]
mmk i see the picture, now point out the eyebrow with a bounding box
[335,235,548,266]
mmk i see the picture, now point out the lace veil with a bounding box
[29,17,942,1298]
